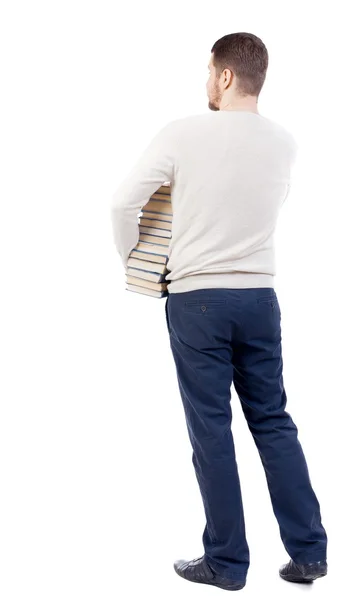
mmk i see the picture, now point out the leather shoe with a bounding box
[279,558,327,583]
[174,555,246,591]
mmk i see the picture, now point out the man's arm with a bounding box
[110,122,176,269]
[282,136,298,205]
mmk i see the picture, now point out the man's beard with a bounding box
[208,84,221,111]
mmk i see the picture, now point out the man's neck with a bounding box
[220,99,259,113]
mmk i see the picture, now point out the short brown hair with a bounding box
[211,32,268,97]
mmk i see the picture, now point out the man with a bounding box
[111,32,328,591]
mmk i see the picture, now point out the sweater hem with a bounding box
[166,272,275,293]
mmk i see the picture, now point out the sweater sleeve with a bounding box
[282,136,298,205]
[110,122,176,269]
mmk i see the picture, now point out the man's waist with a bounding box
[166,271,275,294]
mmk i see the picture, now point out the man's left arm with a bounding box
[110,122,176,269]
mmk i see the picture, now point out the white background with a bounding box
[1,1,362,598]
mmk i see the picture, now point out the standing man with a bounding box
[111,32,328,592]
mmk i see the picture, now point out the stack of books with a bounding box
[125,182,172,298]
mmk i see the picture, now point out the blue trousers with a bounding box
[165,287,327,582]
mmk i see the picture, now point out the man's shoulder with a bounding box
[270,119,298,149]
[162,113,298,154]
[271,121,298,164]
[167,112,296,138]
[163,112,213,132]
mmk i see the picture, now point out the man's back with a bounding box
[165,110,298,293]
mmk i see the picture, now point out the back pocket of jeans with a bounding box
[257,295,277,308]
[184,299,227,314]
[257,294,276,303]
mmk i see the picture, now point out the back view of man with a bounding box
[111,31,328,592]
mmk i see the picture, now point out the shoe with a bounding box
[174,555,246,591]
[279,558,327,583]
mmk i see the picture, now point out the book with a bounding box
[139,217,172,232]
[150,193,172,202]
[126,266,167,283]
[139,232,170,246]
[125,182,172,298]
[127,275,168,292]
[141,199,172,215]
[126,284,167,298]
[152,185,171,196]
[129,246,168,264]
[141,211,172,223]
[127,256,168,274]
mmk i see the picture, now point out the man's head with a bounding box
[206,32,269,112]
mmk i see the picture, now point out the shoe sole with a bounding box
[211,582,246,591]
[280,572,327,583]
[174,565,245,591]
[179,579,245,591]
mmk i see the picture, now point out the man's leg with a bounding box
[165,290,249,582]
[231,288,328,564]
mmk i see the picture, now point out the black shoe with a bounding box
[174,555,246,591]
[279,558,327,583]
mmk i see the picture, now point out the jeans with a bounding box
[165,287,327,582]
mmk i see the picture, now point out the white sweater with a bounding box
[111,110,298,294]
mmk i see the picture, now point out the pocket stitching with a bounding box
[184,300,227,307]
[257,297,276,304]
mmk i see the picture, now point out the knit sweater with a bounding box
[111,110,298,294]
